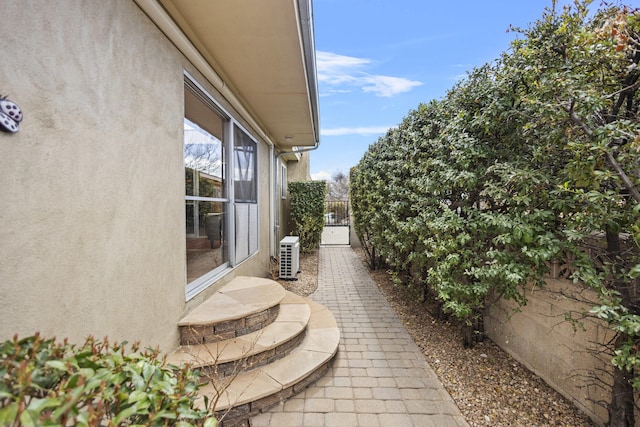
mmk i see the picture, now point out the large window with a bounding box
[184,82,229,287]
[184,75,260,297]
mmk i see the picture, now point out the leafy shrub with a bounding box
[0,334,216,427]
[351,0,640,419]
[288,181,326,253]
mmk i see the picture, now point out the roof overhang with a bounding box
[280,148,302,162]
[136,0,319,150]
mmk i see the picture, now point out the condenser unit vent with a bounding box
[279,236,300,280]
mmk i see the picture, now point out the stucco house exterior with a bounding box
[0,0,321,352]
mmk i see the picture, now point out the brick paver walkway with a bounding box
[251,246,469,427]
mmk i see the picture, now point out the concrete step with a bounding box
[199,299,340,422]
[172,277,340,426]
[178,277,286,345]
[168,291,311,378]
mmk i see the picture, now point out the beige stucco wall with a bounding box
[0,0,186,350]
[287,153,311,182]
[0,1,275,352]
[485,278,614,425]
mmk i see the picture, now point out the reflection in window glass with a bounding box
[184,119,224,198]
[184,85,229,284]
[233,125,257,203]
[233,125,259,264]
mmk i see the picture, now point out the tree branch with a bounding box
[563,103,640,204]
[604,149,640,204]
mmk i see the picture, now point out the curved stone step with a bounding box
[178,277,286,345]
[168,291,311,377]
[198,299,340,421]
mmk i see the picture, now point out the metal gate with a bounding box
[321,200,350,245]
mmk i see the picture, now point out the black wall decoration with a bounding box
[0,95,23,133]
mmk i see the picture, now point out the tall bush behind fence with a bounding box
[288,181,326,253]
[351,2,640,423]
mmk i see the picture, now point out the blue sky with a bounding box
[310,0,576,180]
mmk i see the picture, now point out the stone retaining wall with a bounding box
[484,278,613,425]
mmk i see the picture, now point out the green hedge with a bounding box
[288,181,326,253]
[350,1,640,417]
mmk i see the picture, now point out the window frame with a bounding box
[232,124,259,264]
[280,163,287,200]
[184,71,261,301]
[233,124,258,203]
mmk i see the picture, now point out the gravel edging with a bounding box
[365,260,596,427]
[275,248,319,297]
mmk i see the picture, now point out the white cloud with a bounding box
[320,88,352,96]
[316,50,422,98]
[311,170,332,181]
[321,126,393,136]
[361,75,423,97]
[449,73,468,82]
[316,51,370,73]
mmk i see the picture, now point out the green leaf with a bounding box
[128,389,148,403]
[142,362,156,380]
[113,403,140,424]
[45,360,68,372]
[26,397,63,413]
[19,409,39,427]
[0,402,19,425]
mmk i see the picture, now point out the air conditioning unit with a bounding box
[279,236,300,280]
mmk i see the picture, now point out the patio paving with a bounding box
[320,225,350,245]
[251,246,469,427]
